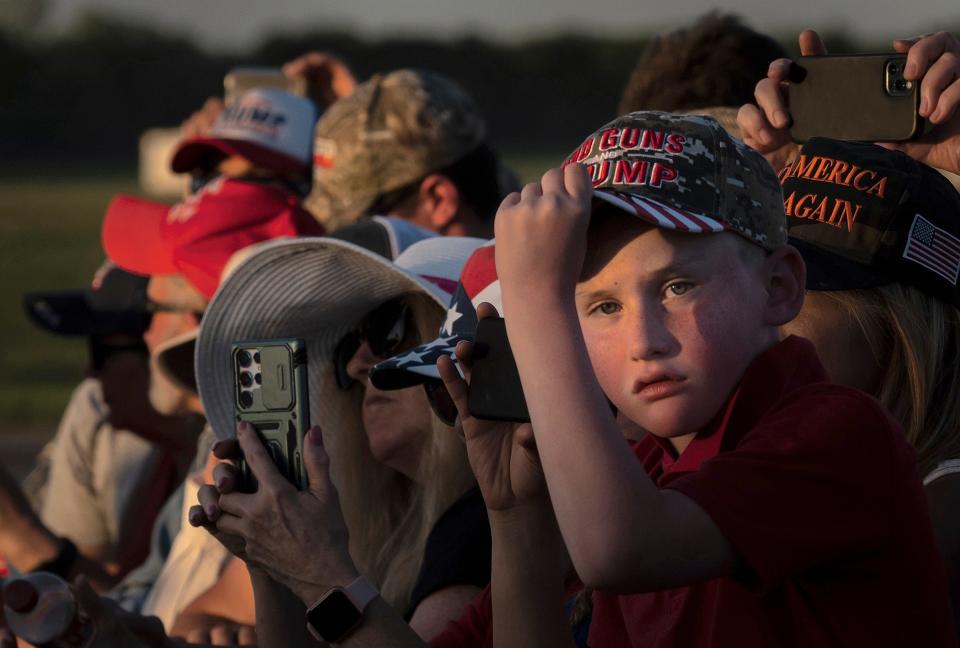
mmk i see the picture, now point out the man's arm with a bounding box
[494,166,734,591]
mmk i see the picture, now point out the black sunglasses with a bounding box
[334,298,415,390]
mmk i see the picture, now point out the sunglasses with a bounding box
[334,298,416,390]
[423,378,458,427]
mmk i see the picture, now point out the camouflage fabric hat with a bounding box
[565,111,786,249]
[306,69,487,230]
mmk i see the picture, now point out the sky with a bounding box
[43,0,960,50]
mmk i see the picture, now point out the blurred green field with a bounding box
[0,154,560,428]
[0,176,141,426]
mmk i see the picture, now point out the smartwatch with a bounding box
[305,575,378,643]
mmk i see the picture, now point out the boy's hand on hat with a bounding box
[738,29,827,172]
[437,303,549,513]
[283,52,356,109]
[494,165,593,307]
[880,32,960,175]
[209,423,359,605]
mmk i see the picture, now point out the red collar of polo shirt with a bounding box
[651,336,829,480]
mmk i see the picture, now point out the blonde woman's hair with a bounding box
[819,284,960,477]
[316,291,474,612]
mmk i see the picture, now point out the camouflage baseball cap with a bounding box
[565,111,786,249]
[305,69,487,230]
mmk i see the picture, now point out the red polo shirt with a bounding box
[589,336,956,647]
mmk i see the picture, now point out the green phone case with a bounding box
[232,338,310,491]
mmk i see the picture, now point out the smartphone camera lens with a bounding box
[253,352,261,364]
[889,63,900,74]
[240,371,253,387]
[238,350,252,368]
[239,391,253,409]
[254,372,262,385]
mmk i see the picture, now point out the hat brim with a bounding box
[790,238,892,291]
[171,138,309,176]
[155,328,199,396]
[370,332,469,390]
[594,189,727,234]
[101,194,177,277]
[23,290,149,337]
[196,237,450,440]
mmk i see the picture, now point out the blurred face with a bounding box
[145,275,205,414]
[576,217,778,453]
[344,339,433,478]
[781,291,881,391]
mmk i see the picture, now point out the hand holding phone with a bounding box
[739,31,960,175]
[232,338,310,491]
[788,53,921,142]
[435,306,547,512]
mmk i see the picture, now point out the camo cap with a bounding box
[305,69,487,230]
[565,111,786,249]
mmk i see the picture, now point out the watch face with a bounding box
[307,589,363,642]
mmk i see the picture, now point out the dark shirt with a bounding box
[404,486,491,620]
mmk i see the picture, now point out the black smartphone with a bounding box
[789,54,922,142]
[467,317,530,423]
[232,338,310,491]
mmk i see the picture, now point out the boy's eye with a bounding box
[666,281,693,297]
[596,302,621,315]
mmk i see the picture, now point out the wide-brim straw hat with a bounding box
[195,226,483,439]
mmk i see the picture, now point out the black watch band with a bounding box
[30,537,78,579]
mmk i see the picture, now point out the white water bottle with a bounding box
[2,572,93,646]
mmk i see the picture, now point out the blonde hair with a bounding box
[317,292,474,611]
[818,284,960,476]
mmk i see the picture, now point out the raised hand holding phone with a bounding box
[738,30,960,175]
[437,303,547,513]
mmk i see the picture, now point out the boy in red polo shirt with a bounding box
[437,111,957,647]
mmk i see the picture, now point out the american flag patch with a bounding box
[903,214,960,285]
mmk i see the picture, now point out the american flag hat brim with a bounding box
[593,188,727,234]
[371,242,498,390]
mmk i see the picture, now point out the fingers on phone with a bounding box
[212,437,241,460]
[767,58,793,82]
[737,103,774,148]
[197,485,222,521]
[920,52,960,120]
[798,29,828,57]
[476,302,501,320]
[213,463,238,493]
[754,77,791,130]
[236,424,287,492]
[437,354,470,421]
[903,32,958,86]
[931,81,960,124]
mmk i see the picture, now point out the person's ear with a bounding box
[762,245,806,326]
[417,174,461,232]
